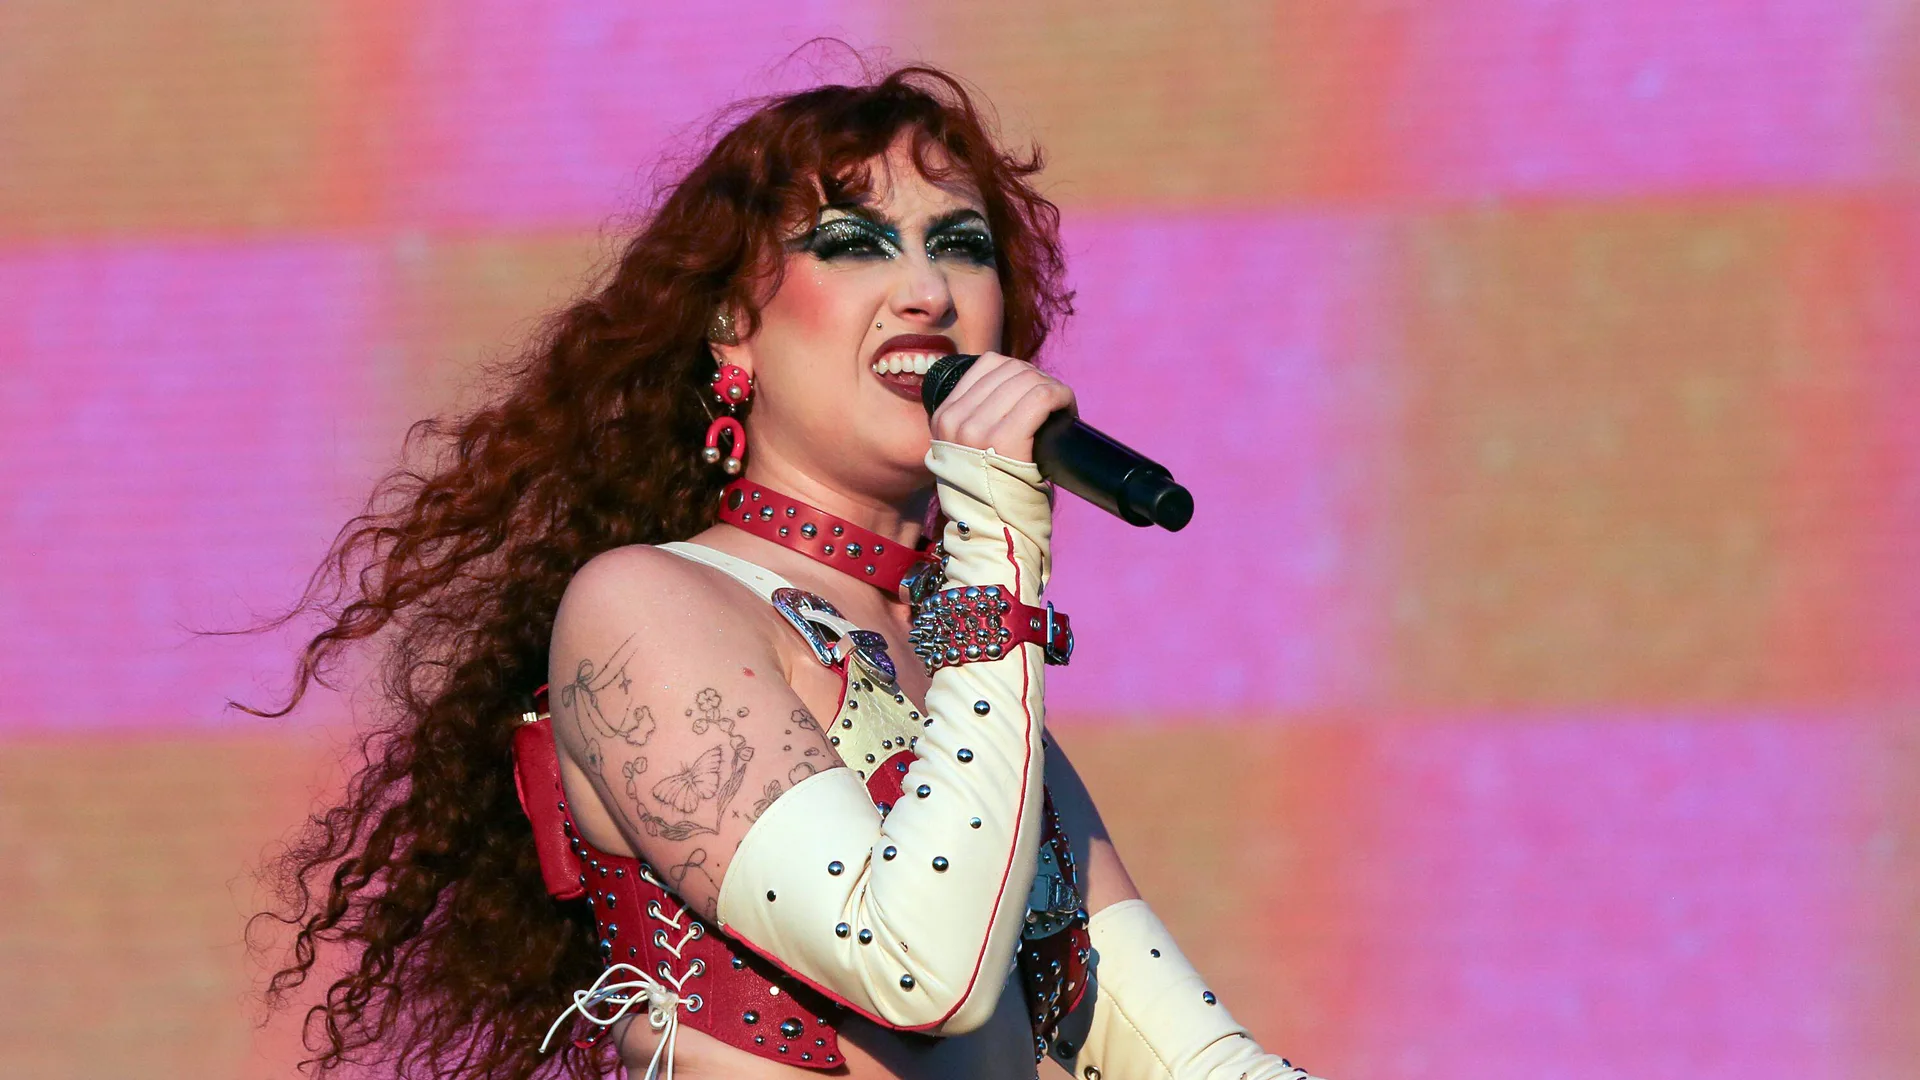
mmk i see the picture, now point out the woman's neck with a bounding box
[737,460,932,550]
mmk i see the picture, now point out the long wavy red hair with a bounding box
[250,63,1071,1079]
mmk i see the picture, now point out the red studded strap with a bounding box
[718,479,939,599]
[908,584,1074,671]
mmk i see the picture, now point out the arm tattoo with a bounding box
[664,847,722,919]
[745,712,828,823]
[558,635,657,779]
[607,687,757,841]
[557,642,830,847]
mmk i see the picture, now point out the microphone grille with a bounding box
[921,354,979,416]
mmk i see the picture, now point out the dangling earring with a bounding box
[703,362,752,475]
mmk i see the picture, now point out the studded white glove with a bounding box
[1051,900,1330,1080]
[714,441,1052,1034]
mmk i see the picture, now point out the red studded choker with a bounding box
[717,478,942,602]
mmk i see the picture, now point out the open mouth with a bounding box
[869,337,955,403]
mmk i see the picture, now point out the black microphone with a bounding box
[921,355,1193,532]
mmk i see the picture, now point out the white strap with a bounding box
[657,541,794,604]
[659,541,881,671]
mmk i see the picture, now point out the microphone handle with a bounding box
[921,354,1193,532]
[1033,412,1193,530]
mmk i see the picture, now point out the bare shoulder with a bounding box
[555,544,767,645]
[546,545,841,920]
[547,542,787,783]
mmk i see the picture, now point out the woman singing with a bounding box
[258,64,1326,1080]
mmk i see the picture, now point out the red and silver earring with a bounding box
[703,362,752,474]
[703,308,751,474]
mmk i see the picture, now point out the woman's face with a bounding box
[724,138,1006,502]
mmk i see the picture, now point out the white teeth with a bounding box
[872,352,942,376]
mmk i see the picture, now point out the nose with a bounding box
[886,252,957,329]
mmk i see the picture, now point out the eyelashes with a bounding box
[927,230,997,265]
[800,217,996,266]
[803,218,899,260]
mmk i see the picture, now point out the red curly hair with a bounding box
[248,63,1072,1080]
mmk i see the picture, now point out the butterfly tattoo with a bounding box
[652,745,724,814]
[623,687,755,840]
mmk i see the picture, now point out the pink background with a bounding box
[2,2,1916,1077]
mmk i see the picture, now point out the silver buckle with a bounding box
[1043,603,1073,666]
[898,557,945,607]
[770,588,898,687]
[770,588,844,669]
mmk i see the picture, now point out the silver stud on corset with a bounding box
[932,856,949,871]
[835,922,850,938]
[858,928,873,944]
[801,523,817,539]
[827,860,844,875]
[956,748,973,762]
[899,974,915,990]
[973,700,990,715]
[883,845,897,860]
[916,784,932,798]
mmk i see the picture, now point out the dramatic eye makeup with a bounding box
[924,210,997,265]
[797,212,902,261]
[793,205,995,266]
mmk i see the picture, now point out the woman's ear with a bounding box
[706,308,754,380]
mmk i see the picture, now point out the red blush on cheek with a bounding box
[763,255,882,352]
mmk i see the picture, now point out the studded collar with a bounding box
[716,478,943,603]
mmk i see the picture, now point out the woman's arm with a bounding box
[549,439,1059,1036]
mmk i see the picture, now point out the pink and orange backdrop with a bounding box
[3,2,1917,1077]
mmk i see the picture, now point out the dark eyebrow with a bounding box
[927,208,989,233]
[819,201,898,233]
[820,202,987,236]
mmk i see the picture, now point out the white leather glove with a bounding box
[715,441,1052,1033]
[1053,900,1329,1080]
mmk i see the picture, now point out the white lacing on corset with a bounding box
[539,878,708,1080]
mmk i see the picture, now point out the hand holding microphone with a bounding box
[923,353,1193,532]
